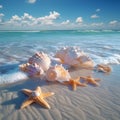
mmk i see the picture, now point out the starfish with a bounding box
[63,77,87,91]
[80,76,101,86]
[20,86,54,109]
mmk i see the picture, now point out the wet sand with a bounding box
[0,65,120,120]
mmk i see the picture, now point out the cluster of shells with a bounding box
[19,47,110,83]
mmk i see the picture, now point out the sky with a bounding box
[0,0,120,30]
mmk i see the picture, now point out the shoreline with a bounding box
[0,65,120,120]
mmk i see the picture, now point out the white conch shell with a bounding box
[55,47,94,68]
[19,63,44,77]
[28,52,51,71]
[46,65,71,83]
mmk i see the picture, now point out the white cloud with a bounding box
[109,20,118,25]
[96,9,100,12]
[91,14,99,19]
[27,0,36,4]
[36,11,60,25]
[7,11,60,26]
[11,15,21,21]
[76,17,83,23]
[61,20,70,25]
[22,13,35,21]
[91,22,104,26]
[8,13,35,26]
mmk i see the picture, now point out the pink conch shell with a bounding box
[55,47,94,68]
[19,63,44,77]
[46,65,71,83]
[28,52,51,71]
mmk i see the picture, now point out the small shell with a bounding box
[46,65,71,83]
[28,52,51,71]
[97,64,111,73]
[32,91,40,97]
[55,47,94,68]
[19,63,44,77]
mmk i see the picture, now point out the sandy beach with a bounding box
[0,0,120,119]
[0,65,120,120]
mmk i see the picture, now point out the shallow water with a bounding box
[0,30,120,84]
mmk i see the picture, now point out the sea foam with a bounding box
[0,71,28,85]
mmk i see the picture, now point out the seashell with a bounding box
[51,57,62,66]
[19,63,44,77]
[28,52,51,72]
[46,65,71,83]
[96,64,111,73]
[19,63,30,72]
[26,63,44,77]
[55,47,94,68]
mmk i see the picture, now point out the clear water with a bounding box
[0,30,120,84]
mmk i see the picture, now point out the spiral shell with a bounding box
[19,63,44,77]
[27,63,44,77]
[55,47,94,68]
[28,52,51,71]
[46,65,71,82]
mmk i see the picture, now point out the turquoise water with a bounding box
[0,30,120,84]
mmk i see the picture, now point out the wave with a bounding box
[0,70,28,85]
[93,54,120,65]
[0,29,120,34]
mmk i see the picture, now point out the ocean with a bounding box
[0,30,120,85]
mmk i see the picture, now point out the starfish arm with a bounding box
[42,92,55,98]
[93,82,100,86]
[72,82,77,91]
[20,98,34,109]
[80,76,87,80]
[95,78,101,81]
[62,81,70,85]
[35,97,51,109]
[22,89,32,96]
[77,82,87,87]
[89,80,100,86]
[74,77,80,82]
[35,86,42,94]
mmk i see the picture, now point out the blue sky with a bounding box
[0,0,120,30]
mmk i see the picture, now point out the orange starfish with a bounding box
[20,86,54,109]
[63,77,87,91]
[80,76,101,86]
